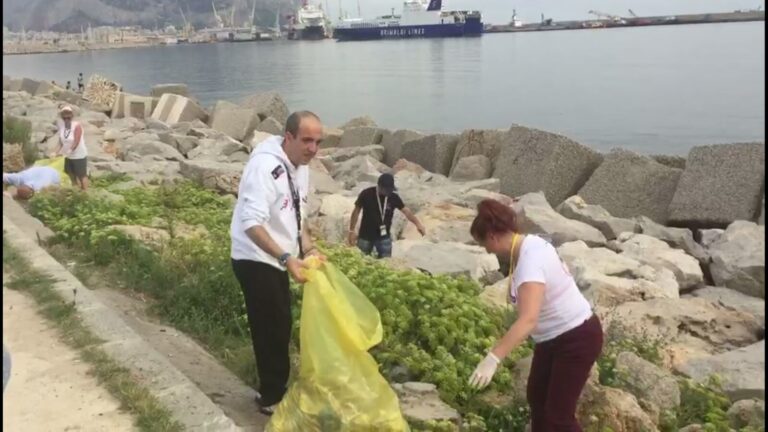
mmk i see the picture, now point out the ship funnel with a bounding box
[426,0,442,11]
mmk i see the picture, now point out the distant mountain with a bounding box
[2,0,297,32]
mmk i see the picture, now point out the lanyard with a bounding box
[284,164,304,258]
[376,188,389,224]
[508,233,523,278]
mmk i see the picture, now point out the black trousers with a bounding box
[231,259,292,406]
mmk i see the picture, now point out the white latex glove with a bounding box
[469,352,501,389]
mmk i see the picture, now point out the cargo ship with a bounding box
[333,0,482,41]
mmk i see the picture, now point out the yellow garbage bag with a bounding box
[267,257,410,432]
[33,156,71,187]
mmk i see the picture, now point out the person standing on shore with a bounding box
[65,81,72,91]
[347,173,426,258]
[51,105,89,191]
[77,73,84,92]
[230,111,325,415]
[467,199,603,431]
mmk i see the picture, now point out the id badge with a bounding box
[379,225,387,237]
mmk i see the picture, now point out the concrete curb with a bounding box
[3,201,243,432]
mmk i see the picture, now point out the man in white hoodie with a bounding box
[230,111,324,415]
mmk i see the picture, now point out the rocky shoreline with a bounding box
[3,74,765,430]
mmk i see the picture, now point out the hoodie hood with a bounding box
[251,134,291,164]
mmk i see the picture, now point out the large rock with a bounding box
[187,136,248,161]
[513,192,607,247]
[151,93,208,124]
[687,286,765,326]
[494,126,603,206]
[634,216,708,263]
[331,155,388,189]
[392,240,498,281]
[2,144,25,172]
[340,116,377,130]
[255,117,283,136]
[90,161,181,184]
[308,159,342,194]
[401,134,459,176]
[558,241,679,308]
[727,399,765,429]
[208,100,260,142]
[319,145,385,163]
[241,91,289,124]
[150,83,189,98]
[450,155,492,181]
[676,340,765,401]
[450,129,510,171]
[614,351,681,419]
[392,382,460,426]
[381,129,425,166]
[557,196,638,240]
[111,92,157,119]
[338,126,385,148]
[614,233,704,291]
[480,277,511,310]
[321,127,343,148]
[307,194,357,243]
[577,384,659,432]
[578,149,683,224]
[707,221,765,298]
[179,160,243,195]
[606,298,763,360]
[668,143,765,228]
[400,202,475,244]
[120,138,185,161]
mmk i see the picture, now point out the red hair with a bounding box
[470,199,518,241]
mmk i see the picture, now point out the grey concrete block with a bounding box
[579,149,682,224]
[400,134,459,176]
[668,143,765,228]
[493,126,603,206]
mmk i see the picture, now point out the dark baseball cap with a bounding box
[377,173,396,191]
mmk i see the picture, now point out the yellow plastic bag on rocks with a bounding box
[33,156,71,187]
[266,257,410,432]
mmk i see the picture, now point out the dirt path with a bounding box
[2,284,138,432]
[82,276,269,431]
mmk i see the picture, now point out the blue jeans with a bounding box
[357,237,393,258]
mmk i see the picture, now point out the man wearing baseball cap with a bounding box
[348,173,426,258]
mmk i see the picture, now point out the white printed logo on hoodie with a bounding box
[230,135,309,270]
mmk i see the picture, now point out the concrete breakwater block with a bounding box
[208,101,261,142]
[401,134,459,176]
[493,125,603,206]
[668,142,765,228]
[112,92,159,120]
[578,149,682,224]
[151,93,208,125]
[150,83,189,98]
[20,78,42,95]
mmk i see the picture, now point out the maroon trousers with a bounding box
[527,314,603,432]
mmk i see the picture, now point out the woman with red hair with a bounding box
[468,198,603,431]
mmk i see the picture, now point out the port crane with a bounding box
[588,10,626,23]
[212,1,225,28]
[628,9,637,17]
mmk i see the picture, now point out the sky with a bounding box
[329,0,765,24]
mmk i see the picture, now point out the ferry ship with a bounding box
[333,0,482,41]
[288,1,330,40]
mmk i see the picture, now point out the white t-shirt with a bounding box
[57,120,88,159]
[510,235,593,343]
[3,166,60,191]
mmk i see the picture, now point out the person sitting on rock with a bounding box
[347,173,426,258]
[3,166,61,200]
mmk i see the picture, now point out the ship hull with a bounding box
[334,19,482,41]
[291,25,326,40]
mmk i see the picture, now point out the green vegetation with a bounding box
[27,181,753,431]
[2,239,183,432]
[3,115,35,165]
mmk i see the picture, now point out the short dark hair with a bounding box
[285,111,320,136]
